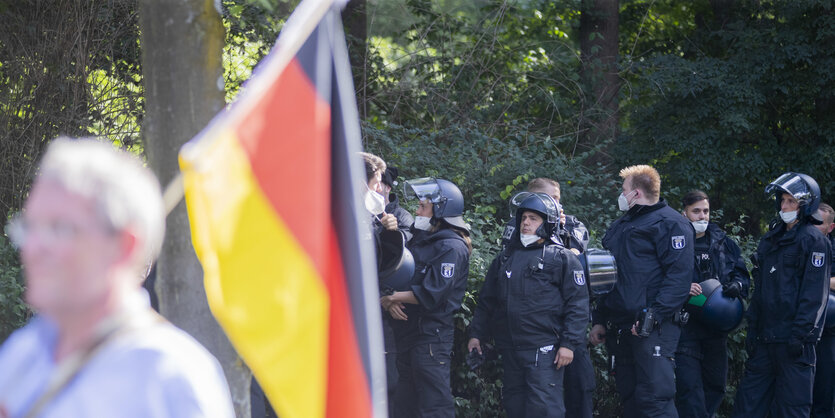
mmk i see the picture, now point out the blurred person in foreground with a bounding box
[0,138,233,418]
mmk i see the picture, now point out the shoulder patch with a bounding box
[812,252,825,268]
[573,270,586,286]
[441,263,455,278]
[672,235,686,250]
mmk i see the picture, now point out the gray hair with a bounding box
[37,137,165,267]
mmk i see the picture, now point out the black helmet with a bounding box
[825,292,835,330]
[515,192,560,240]
[404,177,469,232]
[685,279,744,333]
[765,172,821,219]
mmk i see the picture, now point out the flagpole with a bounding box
[163,0,339,215]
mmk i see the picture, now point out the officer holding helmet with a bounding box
[589,164,693,418]
[380,177,472,418]
[675,190,750,418]
[468,192,589,417]
[732,172,831,417]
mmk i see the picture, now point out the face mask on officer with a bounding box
[780,210,798,224]
[520,233,540,247]
[364,187,385,216]
[413,216,432,231]
[618,190,638,212]
[691,220,709,233]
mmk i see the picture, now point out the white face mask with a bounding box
[618,190,636,212]
[691,220,709,233]
[364,188,385,215]
[413,216,432,231]
[780,210,798,224]
[520,234,540,247]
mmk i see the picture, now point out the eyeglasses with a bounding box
[6,215,82,249]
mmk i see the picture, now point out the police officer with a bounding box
[468,193,589,417]
[811,202,835,418]
[674,190,750,418]
[380,177,471,418]
[733,172,831,418]
[589,164,693,418]
[503,177,595,417]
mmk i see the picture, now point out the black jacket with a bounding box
[682,223,750,339]
[392,228,470,349]
[469,238,590,351]
[747,220,831,344]
[594,200,694,327]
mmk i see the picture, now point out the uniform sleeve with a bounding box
[563,216,590,253]
[410,243,468,311]
[559,252,590,351]
[394,207,414,242]
[651,219,695,319]
[792,233,831,342]
[746,247,765,339]
[469,256,501,341]
[722,237,751,298]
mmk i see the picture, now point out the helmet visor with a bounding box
[404,177,441,202]
[518,192,559,225]
[765,173,812,204]
[509,191,532,217]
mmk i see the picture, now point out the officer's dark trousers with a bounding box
[501,346,566,418]
[812,333,835,418]
[392,341,453,418]
[674,336,727,418]
[732,342,816,418]
[382,315,399,417]
[563,346,594,418]
[607,321,680,418]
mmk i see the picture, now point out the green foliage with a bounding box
[621,0,835,235]
[0,232,28,344]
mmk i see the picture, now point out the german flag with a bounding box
[178,2,385,417]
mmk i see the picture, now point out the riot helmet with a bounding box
[765,172,821,220]
[515,192,560,240]
[404,177,469,232]
[685,279,744,333]
[377,229,415,291]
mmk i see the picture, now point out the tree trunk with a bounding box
[342,0,367,120]
[138,1,250,416]
[579,0,619,166]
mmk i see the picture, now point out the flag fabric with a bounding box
[178,2,385,417]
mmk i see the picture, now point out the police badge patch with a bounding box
[812,252,825,268]
[672,235,686,250]
[441,263,455,278]
[502,225,515,240]
[573,270,586,286]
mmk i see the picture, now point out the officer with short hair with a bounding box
[812,202,835,418]
[732,172,831,418]
[675,190,750,418]
[468,192,589,417]
[589,164,694,418]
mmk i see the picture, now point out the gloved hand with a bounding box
[466,348,485,370]
[722,281,743,299]
[787,339,804,358]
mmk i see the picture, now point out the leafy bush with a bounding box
[0,233,28,344]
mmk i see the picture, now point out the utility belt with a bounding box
[607,307,689,335]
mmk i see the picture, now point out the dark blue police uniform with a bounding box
[732,221,831,418]
[811,235,835,418]
[593,199,694,418]
[470,237,589,418]
[502,213,595,417]
[391,228,469,418]
[675,223,749,418]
